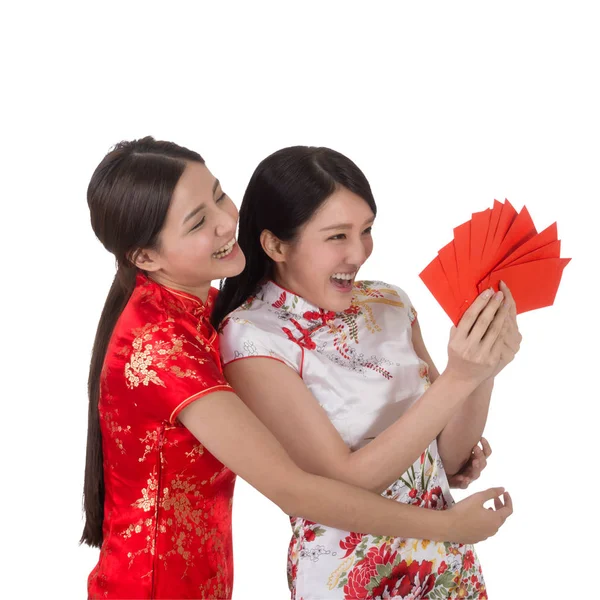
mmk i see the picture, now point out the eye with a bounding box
[191,216,206,231]
[328,233,346,241]
[216,192,226,203]
[362,226,373,235]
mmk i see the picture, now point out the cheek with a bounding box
[364,237,374,259]
[171,234,213,266]
[225,198,239,221]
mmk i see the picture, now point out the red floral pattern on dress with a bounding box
[339,532,364,558]
[344,546,436,599]
[272,290,287,308]
[220,280,487,598]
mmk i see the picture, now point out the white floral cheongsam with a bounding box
[219,280,487,600]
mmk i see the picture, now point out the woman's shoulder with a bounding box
[218,294,281,334]
[353,279,410,301]
[352,280,417,322]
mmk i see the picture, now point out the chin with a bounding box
[323,297,353,314]
[216,253,246,279]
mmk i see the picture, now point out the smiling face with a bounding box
[267,186,375,312]
[134,161,246,301]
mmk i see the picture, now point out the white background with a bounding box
[1,1,597,598]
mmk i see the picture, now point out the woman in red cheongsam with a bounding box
[81,137,511,599]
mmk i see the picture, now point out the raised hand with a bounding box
[490,281,522,378]
[446,287,511,386]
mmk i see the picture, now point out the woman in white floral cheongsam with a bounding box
[213,147,520,600]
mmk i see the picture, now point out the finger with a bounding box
[471,449,486,477]
[481,437,492,458]
[496,499,513,522]
[499,281,517,318]
[503,335,520,354]
[480,298,511,352]
[503,319,521,347]
[487,328,505,365]
[477,486,505,503]
[503,491,513,515]
[468,291,506,343]
[493,496,503,510]
[453,475,471,489]
[457,288,495,337]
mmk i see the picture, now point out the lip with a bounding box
[330,277,354,294]
[213,241,239,261]
[213,237,236,254]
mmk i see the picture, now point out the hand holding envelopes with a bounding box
[419,199,570,325]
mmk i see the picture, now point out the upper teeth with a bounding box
[332,272,355,280]
[213,238,235,257]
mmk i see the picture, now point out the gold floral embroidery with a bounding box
[123,474,159,567]
[138,430,159,463]
[185,443,205,463]
[124,320,209,389]
[156,473,216,576]
[352,298,404,334]
[132,472,159,512]
[103,408,131,454]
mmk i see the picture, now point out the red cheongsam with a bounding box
[88,273,236,599]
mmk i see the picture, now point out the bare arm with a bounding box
[225,357,475,495]
[423,282,522,475]
[412,319,494,476]
[178,390,511,543]
[223,288,507,495]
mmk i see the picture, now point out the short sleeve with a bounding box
[371,281,417,326]
[394,285,418,325]
[218,315,302,373]
[122,319,233,424]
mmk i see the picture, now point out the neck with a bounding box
[148,273,211,304]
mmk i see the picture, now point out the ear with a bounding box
[130,247,162,272]
[260,229,288,263]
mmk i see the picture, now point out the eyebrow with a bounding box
[182,179,221,225]
[319,217,375,232]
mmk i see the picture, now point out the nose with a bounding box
[214,205,238,239]
[346,237,368,267]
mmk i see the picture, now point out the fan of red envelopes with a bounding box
[419,199,570,326]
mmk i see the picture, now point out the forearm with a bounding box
[437,378,494,476]
[335,371,477,493]
[281,468,451,541]
[181,390,457,541]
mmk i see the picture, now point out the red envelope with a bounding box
[493,222,558,271]
[420,200,570,325]
[478,258,571,314]
[419,256,462,324]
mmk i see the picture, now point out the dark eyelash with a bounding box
[328,227,372,241]
[191,217,206,231]
[216,192,226,202]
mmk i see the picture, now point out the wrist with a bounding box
[430,508,453,543]
[437,369,480,398]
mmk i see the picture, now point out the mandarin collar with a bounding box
[137,273,214,319]
[257,280,359,322]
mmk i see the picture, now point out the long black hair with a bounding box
[211,146,377,327]
[81,136,204,547]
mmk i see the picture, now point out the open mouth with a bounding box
[212,238,236,259]
[330,271,356,292]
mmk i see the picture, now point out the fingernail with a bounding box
[483,288,493,299]
[494,291,504,301]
